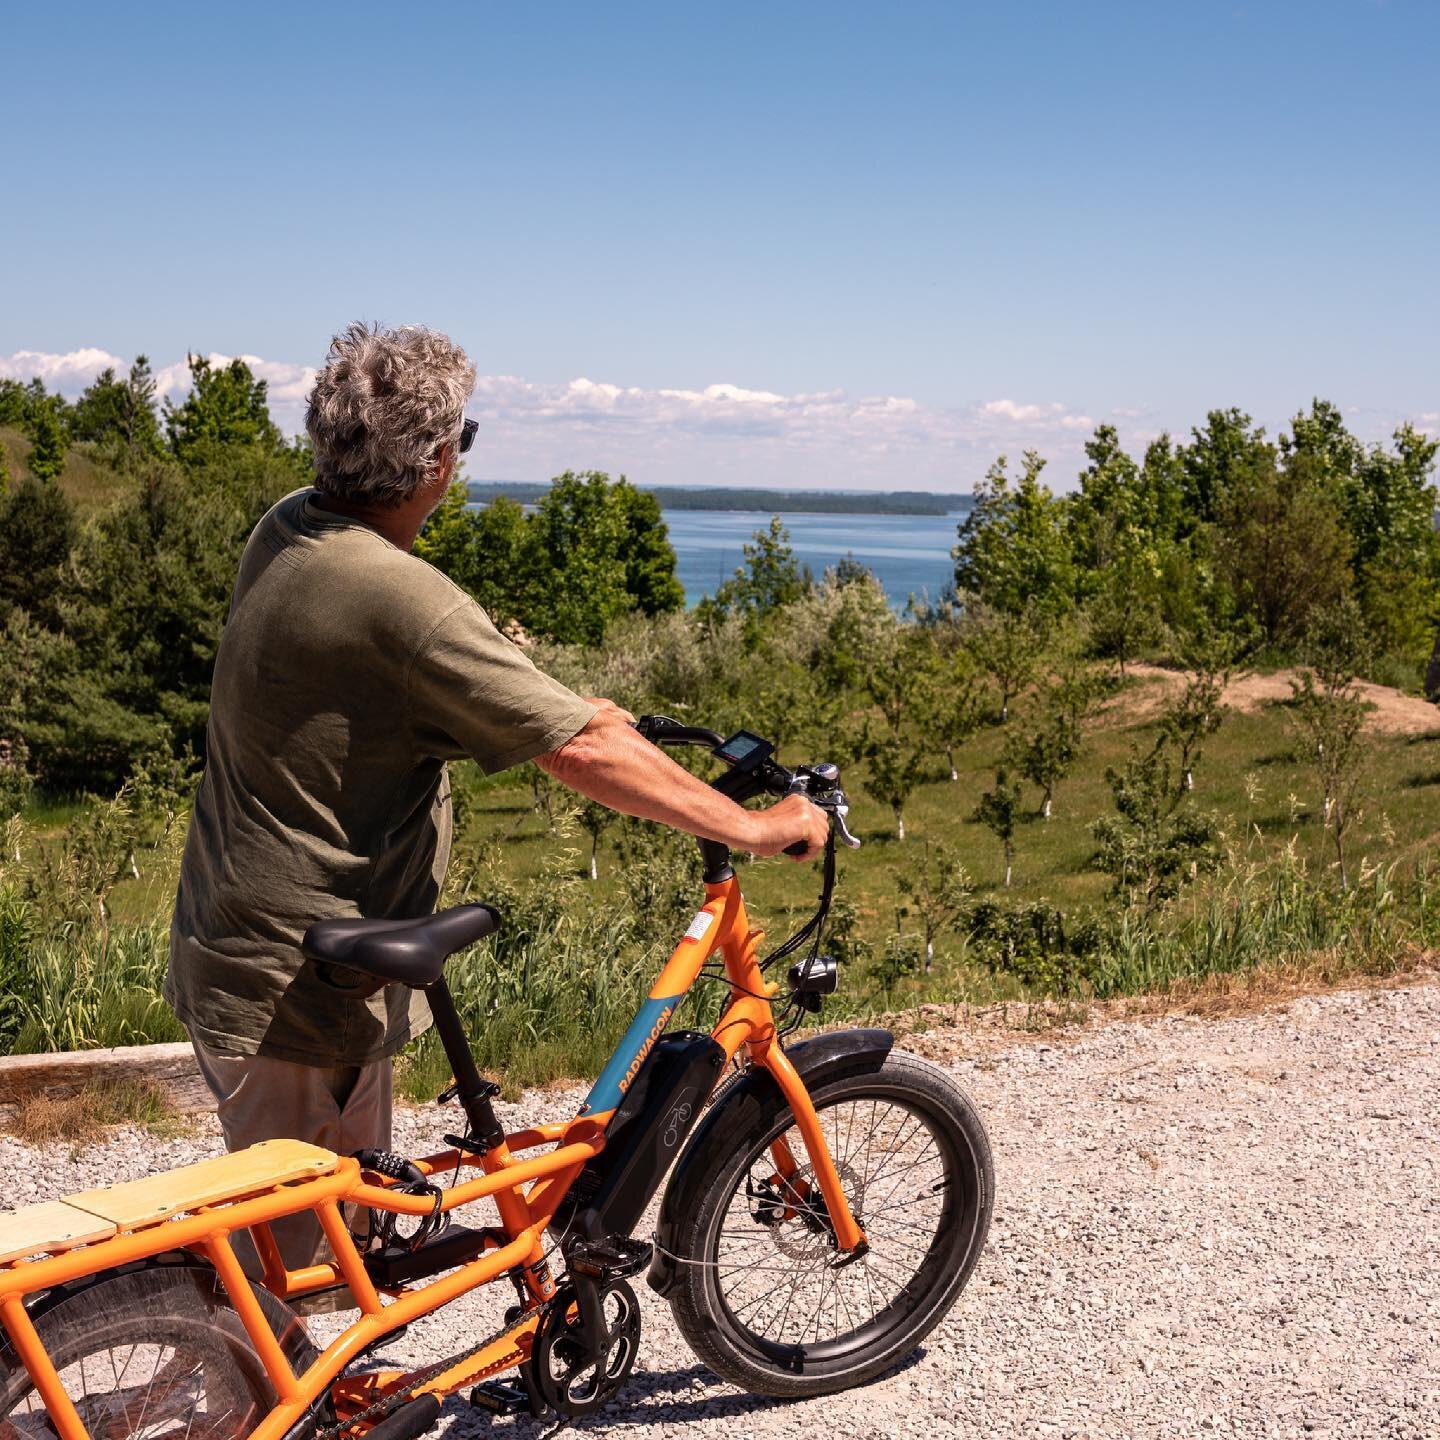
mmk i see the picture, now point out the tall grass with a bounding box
[3,755,1435,1091]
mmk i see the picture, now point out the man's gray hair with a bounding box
[306,323,477,506]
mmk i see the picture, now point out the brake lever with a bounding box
[831,801,862,850]
[787,775,862,851]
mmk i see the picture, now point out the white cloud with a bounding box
[1,347,1102,489]
[0,347,128,388]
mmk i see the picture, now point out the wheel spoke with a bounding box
[711,1090,961,1352]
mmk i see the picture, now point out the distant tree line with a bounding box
[952,404,1439,680]
[464,482,959,516]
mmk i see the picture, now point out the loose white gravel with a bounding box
[6,980,1437,1438]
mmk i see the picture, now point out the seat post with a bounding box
[424,978,504,1150]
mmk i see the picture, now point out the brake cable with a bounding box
[760,825,837,974]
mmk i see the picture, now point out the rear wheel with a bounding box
[668,1049,992,1398]
[0,1260,318,1440]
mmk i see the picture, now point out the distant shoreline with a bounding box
[465,480,972,517]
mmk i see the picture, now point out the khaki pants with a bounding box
[190,1034,393,1273]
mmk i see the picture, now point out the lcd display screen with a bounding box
[717,730,773,769]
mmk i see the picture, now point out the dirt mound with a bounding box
[1119,662,1440,736]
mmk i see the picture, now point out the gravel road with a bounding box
[6,979,1437,1438]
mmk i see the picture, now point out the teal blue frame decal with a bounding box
[578,994,681,1115]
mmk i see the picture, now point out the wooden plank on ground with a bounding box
[0,1042,211,1116]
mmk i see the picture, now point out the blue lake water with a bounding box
[663,509,966,609]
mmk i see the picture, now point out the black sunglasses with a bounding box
[458,417,478,455]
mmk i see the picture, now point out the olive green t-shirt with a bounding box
[166,490,597,1066]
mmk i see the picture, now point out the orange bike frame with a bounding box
[0,874,864,1440]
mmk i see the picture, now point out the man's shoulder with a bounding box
[307,521,483,652]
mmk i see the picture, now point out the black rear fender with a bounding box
[647,1027,894,1296]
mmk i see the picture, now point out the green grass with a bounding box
[1,427,134,512]
[10,669,1439,1087]
[455,673,1440,951]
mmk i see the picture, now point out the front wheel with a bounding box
[667,1049,993,1398]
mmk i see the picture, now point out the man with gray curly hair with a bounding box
[167,323,826,1271]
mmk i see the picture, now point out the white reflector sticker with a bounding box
[685,911,715,943]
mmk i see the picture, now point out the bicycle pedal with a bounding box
[469,1380,545,1417]
[569,1234,652,1281]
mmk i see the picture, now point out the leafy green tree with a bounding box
[857,724,925,841]
[1090,740,1218,914]
[71,357,164,468]
[1005,711,1078,820]
[24,401,68,482]
[615,483,686,616]
[1281,403,1440,668]
[965,603,1048,722]
[416,485,529,629]
[1288,597,1372,889]
[704,516,810,627]
[421,472,683,645]
[920,649,988,781]
[1086,548,1163,675]
[953,451,1074,617]
[1217,448,1352,647]
[0,477,77,627]
[518,472,683,645]
[164,355,284,462]
[895,841,972,972]
[972,767,1022,888]
[1179,408,1271,529]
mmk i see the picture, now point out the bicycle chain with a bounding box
[312,1294,554,1440]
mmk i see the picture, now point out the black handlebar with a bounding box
[633,714,860,858]
[634,715,727,749]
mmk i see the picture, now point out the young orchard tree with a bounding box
[1005,712,1077,819]
[858,724,925,841]
[1159,669,1228,794]
[1090,738,1218,915]
[921,652,988,781]
[965,603,1049,723]
[1288,597,1373,889]
[895,841,972,973]
[1086,548,1164,676]
[577,799,616,880]
[972,766,1022,888]
[858,626,933,736]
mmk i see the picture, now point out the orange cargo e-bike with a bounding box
[0,719,993,1439]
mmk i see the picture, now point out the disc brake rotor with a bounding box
[758,1161,864,1260]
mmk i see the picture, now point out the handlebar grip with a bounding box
[783,840,809,856]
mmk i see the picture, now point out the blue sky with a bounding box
[2,2,1435,490]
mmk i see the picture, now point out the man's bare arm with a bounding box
[535,702,829,861]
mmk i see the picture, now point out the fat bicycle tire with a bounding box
[667,1049,992,1398]
[0,1257,319,1440]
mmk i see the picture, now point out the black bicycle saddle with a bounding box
[302,904,501,989]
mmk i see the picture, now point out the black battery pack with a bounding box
[560,1030,726,1242]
